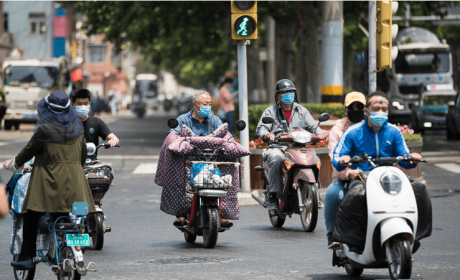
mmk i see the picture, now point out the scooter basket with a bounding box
[188,162,235,189]
[85,166,113,202]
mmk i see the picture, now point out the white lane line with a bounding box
[434,163,460,174]
[423,151,460,156]
[132,163,157,174]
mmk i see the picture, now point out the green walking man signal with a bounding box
[231,1,257,40]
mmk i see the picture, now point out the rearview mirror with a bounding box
[235,120,246,131]
[318,113,330,122]
[262,117,275,124]
[86,143,96,156]
[167,118,179,129]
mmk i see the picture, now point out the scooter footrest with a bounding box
[254,166,264,171]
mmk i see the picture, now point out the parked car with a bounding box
[447,89,460,140]
[410,84,456,134]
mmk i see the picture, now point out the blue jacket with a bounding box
[332,117,416,172]
[170,110,223,136]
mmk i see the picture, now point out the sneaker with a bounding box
[318,200,324,209]
[327,236,341,250]
[266,193,278,210]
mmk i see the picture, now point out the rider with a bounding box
[330,91,422,248]
[324,91,366,247]
[170,91,235,227]
[6,91,95,270]
[256,79,327,210]
[71,89,120,152]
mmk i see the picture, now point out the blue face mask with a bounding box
[369,111,388,127]
[198,106,211,118]
[281,92,295,104]
[75,105,90,118]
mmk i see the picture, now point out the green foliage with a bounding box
[403,132,423,143]
[246,103,345,140]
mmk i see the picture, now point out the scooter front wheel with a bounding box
[299,182,318,232]
[13,255,36,280]
[388,236,412,280]
[203,208,219,248]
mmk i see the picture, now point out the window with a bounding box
[3,13,8,32]
[29,13,46,35]
[87,44,107,63]
[111,50,121,66]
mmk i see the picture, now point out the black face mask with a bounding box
[348,110,365,123]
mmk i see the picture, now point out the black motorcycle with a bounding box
[84,142,120,250]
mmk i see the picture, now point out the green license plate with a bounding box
[66,234,90,247]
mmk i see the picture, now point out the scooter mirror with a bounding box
[86,143,96,156]
[262,117,275,124]
[318,113,330,122]
[235,120,246,131]
[167,118,179,129]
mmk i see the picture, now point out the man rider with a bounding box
[71,89,120,151]
[324,91,366,247]
[170,91,235,228]
[330,91,422,249]
[256,79,327,210]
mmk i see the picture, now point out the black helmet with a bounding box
[275,79,296,93]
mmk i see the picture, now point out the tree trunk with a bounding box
[294,2,322,103]
[275,20,296,84]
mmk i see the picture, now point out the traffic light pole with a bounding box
[368,0,377,93]
[237,41,251,193]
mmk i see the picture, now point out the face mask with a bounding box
[281,92,295,104]
[197,106,211,118]
[348,110,364,123]
[369,111,388,127]
[75,105,90,118]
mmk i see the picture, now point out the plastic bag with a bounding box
[11,172,31,214]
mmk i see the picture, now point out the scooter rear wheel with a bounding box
[269,210,286,227]
[299,182,318,232]
[345,263,364,277]
[91,213,104,250]
[388,236,412,280]
[13,255,36,280]
[57,247,81,280]
[184,231,197,243]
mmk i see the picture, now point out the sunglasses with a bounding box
[347,103,365,110]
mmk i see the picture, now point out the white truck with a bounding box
[379,27,456,125]
[2,57,69,130]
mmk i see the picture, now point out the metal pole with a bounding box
[368,0,377,93]
[237,41,251,193]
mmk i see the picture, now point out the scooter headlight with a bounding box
[380,172,402,195]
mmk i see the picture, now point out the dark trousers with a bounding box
[225,111,234,133]
[20,211,67,259]
[0,105,6,128]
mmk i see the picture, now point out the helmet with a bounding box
[275,79,296,93]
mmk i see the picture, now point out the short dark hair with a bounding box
[71,89,91,103]
[366,91,388,106]
[223,77,233,84]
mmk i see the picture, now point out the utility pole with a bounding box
[368,0,377,93]
[321,1,343,104]
[404,3,410,27]
[237,41,250,193]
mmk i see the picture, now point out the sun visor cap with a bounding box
[344,91,366,107]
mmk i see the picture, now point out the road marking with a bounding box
[434,163,460,174]
[132,163,157,174]
[423,151,460,156]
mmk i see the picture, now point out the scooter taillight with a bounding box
[316,161,321,170]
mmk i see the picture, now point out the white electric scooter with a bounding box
[332,153,427,280]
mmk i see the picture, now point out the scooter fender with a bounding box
[380,217,414,246]
[292,168,316,186]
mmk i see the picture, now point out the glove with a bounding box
[3,157,23,173]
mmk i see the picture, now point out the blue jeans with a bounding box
[225,111,234,133]
[324,179,345,238]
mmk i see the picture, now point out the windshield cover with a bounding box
[4,66,58,88]
[422,94,454,105]
[394,52,449,74]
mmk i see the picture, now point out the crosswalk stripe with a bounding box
[132,163,157,174]
[434,163,460,174]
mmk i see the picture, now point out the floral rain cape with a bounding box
[155,123,250,219]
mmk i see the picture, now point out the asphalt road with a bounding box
[0,111,459,279]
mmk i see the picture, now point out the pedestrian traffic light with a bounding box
[231,1,257,40]
[377,1,398,71]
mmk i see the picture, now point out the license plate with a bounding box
[23,114,37,119]
[66,234,90,246]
